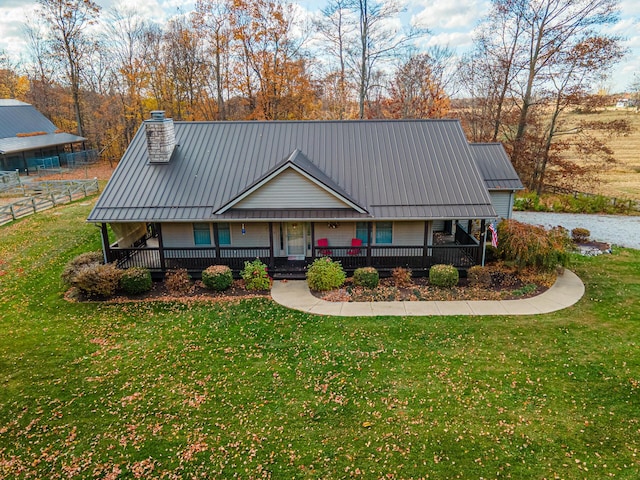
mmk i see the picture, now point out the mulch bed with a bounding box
[313,264,558,302]
[65,279,271,304]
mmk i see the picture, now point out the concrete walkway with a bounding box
[270,270,585,317]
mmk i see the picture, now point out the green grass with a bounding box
[1,202,640,478]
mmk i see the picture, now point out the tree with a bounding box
[36,0,101,137]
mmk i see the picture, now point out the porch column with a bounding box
[212,223,221,259]
[423,221,429,257]
[100,223,112,263]
[268,222,274,268]
[310,222,316,258]
[478,219,486,265]
[156,222,166,271]
[366,222,372,266]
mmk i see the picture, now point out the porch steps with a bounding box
[272,272,307,280]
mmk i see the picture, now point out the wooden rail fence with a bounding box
[0,179,99,226]
[543,184,640,212]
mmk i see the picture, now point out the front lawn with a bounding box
[1,201,639,478]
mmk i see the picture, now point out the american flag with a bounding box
[488,223,498,248]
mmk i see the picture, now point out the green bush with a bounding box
[306,257,346,291]
[61,251,103,286]
[202,265,233,291]
[498,219,572,271]
[165,269,192,295]
[120,267,152,294]
[73,263,122,298]
[429,264,459,288]
[571,228,590,243]
[241,259,270,291]
[353,267,379,288]
[467,265,491,287]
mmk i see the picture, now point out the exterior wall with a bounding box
[489,191,514,219]
[315,221,427,247]
[235,168,350,209]
[162,222,270,247]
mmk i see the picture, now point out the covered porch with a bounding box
[101,220,486,279]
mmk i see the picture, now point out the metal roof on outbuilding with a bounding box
[88,119,498,223]
[0,133,86,155]
[470,143,524,191]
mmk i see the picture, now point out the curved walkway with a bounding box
[271,270,585,317]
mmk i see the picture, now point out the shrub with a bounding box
[467,265,491,287]
[498,219,572,271]
[391,267,412,288]
[353,267,379,289]
[202,265,233,291]
[61,251,103,286]
[120,267,152,294]
[241,259,270,291]
[306,257,346,291]
[571,227,590,243]
[429,264,459,288]
[165,268,192,295]
[73,263,122,298]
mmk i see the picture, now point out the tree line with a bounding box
[0,0,632,193]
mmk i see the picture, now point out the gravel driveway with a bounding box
[512,212,640,250]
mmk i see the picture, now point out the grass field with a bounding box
[563,108,640,200]
[1,200,640,478]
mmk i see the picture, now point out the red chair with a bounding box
[317,238,332,256]
[348,238,362,255]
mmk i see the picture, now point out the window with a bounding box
[217,222,231,245]
[375,222,393,244]
[355,222,369,245]
[193,223,211,245]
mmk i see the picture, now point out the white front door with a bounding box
[286,223,306,257]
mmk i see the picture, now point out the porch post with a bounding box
[366,221,372,266]
[212,223,221,259]
[268,222,275,268]
[100,223,111,263]
[310,222,316,258]
[156,222,166,271]
[423,221,429,257]
[478,219,486,266]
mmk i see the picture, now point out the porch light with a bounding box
[242,223,246,235]
[328,222,339,229]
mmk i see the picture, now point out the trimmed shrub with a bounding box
[73,263,122,298]
[165,268,192,295]
[61,251,103,286]
[391,267,412,288]
[202,265,233,291]
[498,219,572,271]
[429,264,459,288]
[241,259,270,291]
[467,265,491,287]
[306,257,346,291]
[571,227,590,243]
[353,267,379,289]
[120,267,152,295]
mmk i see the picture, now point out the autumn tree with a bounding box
[36,0,101,137]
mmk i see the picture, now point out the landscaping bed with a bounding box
[314,263,557,302]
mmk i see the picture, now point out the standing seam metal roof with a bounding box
[88,120,498,223]
[470,143,524,191]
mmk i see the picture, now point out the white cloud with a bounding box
[409,0,488,31]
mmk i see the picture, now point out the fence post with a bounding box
[9,204,16,220]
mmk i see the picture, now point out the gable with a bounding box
[234,167,353,210]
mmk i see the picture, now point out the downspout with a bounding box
[99,223,111,264]
[480,219,487,267]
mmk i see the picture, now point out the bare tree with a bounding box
[36,0,101,137]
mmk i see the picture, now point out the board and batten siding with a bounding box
[489,191,514,219]
[234,168,351,209]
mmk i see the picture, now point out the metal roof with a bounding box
[0,133,86,155]
[88,120,498,223]
[470,143,524,191]
[0,100,86,154]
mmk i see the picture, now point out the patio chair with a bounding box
[347,238,362,255]
[317,238,332,256]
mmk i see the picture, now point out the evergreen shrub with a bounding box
[353,267,379,288]
[306,257,346,291]
[202,265,233,291]
[429,264,459,288]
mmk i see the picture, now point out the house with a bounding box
[470,143,524,220]
[88,112,521,278]
[0,99,88,174]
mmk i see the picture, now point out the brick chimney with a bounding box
[145,111,175,163]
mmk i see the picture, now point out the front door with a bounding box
[286,222,306,258]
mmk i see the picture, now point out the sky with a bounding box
[0,0,639,94]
